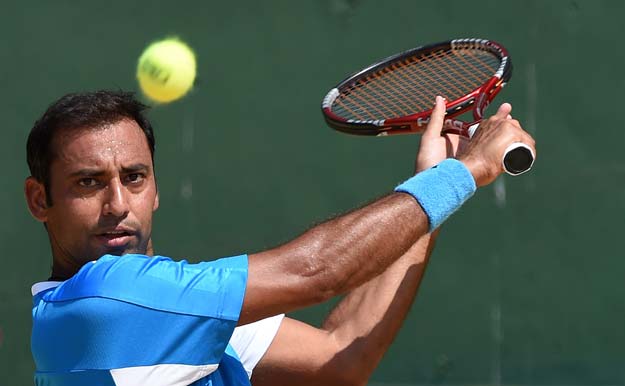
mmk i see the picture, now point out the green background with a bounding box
[1,0,624,384]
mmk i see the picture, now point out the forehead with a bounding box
[52,119,152,170]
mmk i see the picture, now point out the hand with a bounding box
[458,103,536,187]
[415,96,468,172]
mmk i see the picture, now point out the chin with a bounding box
[108,245,147,257]
[88,244,142,260]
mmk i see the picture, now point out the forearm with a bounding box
[242,193,429,324]
[321,231,438,383]
[249,98,535,384]
[250,233,439,386]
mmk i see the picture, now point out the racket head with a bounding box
[321,38,512,136]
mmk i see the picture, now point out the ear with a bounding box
[24,177,49,222]
[153,190,160,212]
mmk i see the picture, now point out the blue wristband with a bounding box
[394,159,476,231]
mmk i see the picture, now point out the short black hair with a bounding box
[26,90,155,205]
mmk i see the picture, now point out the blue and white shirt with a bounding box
[31,254,283,386]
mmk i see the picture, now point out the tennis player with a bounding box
[26,91,534,386]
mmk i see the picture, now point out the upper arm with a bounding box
[240,247,334,325]
[250,317,360,386]
[229,314,285,378]
[240,193,429,325]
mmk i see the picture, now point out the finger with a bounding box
[506,114,512,120]
[423,96,446,138]
[442,133,463,158]
[521,130,537,150]
[494,102,512,119]
[457,135,470,155]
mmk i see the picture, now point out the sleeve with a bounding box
[228,314,285,378]
[32,253,249,384]
[49,253,248,320]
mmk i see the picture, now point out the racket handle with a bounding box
[502,143,534,176]
[467,123,534,176]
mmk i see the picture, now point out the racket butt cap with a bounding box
[502,143,534,176]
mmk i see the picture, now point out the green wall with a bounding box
[1,1,624,384]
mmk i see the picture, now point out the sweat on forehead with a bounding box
[27,90,155,180]
[26,91,157,206]
[50,119,152,170]
[50,119,140,160]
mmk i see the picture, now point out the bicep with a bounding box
[241,193,429,325]
[250,317,354,386]
[240,248,331,325]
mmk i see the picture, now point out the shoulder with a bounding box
[44,254,249,320]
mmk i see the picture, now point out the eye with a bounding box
[78,178,98,187]
[125,173,145,184]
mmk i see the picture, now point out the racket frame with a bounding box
[321,38,512,137]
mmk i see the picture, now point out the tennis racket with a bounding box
[321,38,534,176]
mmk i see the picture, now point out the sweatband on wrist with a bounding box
[394,158,476,232]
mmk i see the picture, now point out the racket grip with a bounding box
[467,123,534,176]
[502,143,534,176]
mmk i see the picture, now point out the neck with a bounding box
[48,238,155,281]
[49,261,83,281]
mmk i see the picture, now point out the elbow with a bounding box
[320,360,370,386]
[318,335,373,386]
[331,371,368,386]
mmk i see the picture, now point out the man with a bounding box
[25,91,535,386]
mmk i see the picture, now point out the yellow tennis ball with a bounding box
[137,38,196,103]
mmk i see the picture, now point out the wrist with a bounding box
[395,159,476,232]
[458,155,482,186]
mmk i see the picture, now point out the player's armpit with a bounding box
[250,317,363,386]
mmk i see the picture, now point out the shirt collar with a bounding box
[31,281,63,296]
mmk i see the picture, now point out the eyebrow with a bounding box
[68,163,151,178]
[121,163,151,174]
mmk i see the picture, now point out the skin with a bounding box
[240,100,534,324]
[24,119,159,280]
[25,98,535,385]
[247,100,534,386]
[251,96,454,386]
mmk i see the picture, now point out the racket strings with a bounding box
[358,70,413,117]
[433,52,484,91]
[402,51,468,104]
[333,48,500,121]
[339,71,411,119]
[360,69,412,116]
[448,50,497,89]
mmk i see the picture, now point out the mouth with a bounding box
[94,228,137,249]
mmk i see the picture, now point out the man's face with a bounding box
[39,119,159,264]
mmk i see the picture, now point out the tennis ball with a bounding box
[137,38,196,103]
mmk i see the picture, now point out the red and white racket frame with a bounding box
[321,38,534,175]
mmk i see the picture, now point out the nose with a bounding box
[102,178,130,218]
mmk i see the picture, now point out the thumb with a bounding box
[493,102,512,119]
[422,96,446,139]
